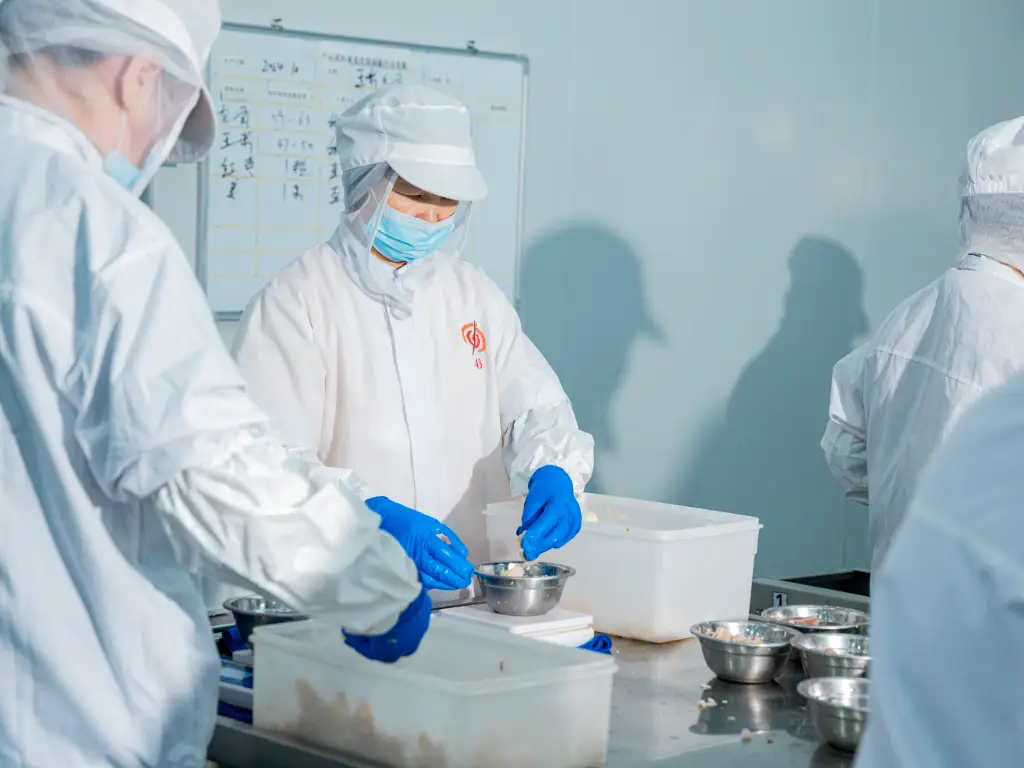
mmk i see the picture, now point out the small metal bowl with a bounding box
[797,677,870,752]
[792,633,870,679]
[223,595,308,646]
[690,620,800,684]
[474,562,574,616]
[760,605,870,635]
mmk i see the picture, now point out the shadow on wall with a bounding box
[673,236,869,578]
[518,224,662,493]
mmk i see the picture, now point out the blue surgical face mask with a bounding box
[370,204,456,263]
[103,150,144,191]
[104,110,163,194]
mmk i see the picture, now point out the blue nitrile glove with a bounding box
[579,634,614,655]
[517,465,583,561]
[365,496,475,592]
[343,588,431,663]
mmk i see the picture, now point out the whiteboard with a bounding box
[198,24,528,318]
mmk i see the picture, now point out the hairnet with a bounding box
[958,118,1024,269]
[0,0,220,173]
[961,116,1024,197]
[960,193,1024,269]
[335,85,488,203]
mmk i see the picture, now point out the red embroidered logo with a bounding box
[462,322,486,370]
[461,322,486,353]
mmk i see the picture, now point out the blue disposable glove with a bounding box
[517,465,582,561]
[343,588,430,663]
[365,496,475,592]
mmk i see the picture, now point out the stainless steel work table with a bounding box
[208,635,855,768]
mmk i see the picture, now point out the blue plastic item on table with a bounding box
[218,700,253,723]
[579,633,613,654]
[217,626,246,658]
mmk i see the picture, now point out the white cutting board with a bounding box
[532,626,595,647]
[439,604,593,636]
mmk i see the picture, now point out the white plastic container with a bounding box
[252,618,617,768]
[485,493,761,643]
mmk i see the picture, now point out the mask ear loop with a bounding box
[115,109,129,156]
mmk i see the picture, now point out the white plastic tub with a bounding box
[485,493,761,643]
[252,618,617,768]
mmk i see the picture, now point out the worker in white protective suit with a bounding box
[0,2,428,766]
[855,372,1024,767]
[822,115,1024,573]
[232,86,595,590]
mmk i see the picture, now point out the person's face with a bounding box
[386,176,458,222]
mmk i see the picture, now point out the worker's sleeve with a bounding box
[199,448,375,612]
[486,279,594,497]
[151,426,420,635]
[821,345,870,504]
[72,235,417,634]
[231,271,327,455]
[856,387,1024,768]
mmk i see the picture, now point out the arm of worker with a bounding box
[821,346,870,505]
[487,277,595,560]
[74,236,420,638]
[231,267,328,456]
[199,447,377,612]
[150,426,422,636]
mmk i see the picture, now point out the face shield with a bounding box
[0,0,219,195]
[960,193,1024,271]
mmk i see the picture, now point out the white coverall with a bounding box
[855,370,1024,767]
[233,87,594,564]
[0,3,420,766]
[822,116,1024,572]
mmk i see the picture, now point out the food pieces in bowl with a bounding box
[788,616,829,627]
[699,626,766,644]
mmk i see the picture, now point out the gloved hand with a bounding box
[365,496,475,592]
[517,465,582,561]
[343,588,431,663]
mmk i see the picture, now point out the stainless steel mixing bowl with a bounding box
[760,605,870,635]
[474,562,575,616]
[690,620,800,684]
[223,595,308,646]
[797,676,870,752]
[792,633,870,679]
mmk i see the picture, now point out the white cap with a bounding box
[336,85,488,202]
[961,116,1024,197]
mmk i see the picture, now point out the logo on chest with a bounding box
[461,322,486,369]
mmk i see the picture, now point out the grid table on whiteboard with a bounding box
[201,26,526,316]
